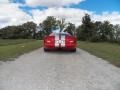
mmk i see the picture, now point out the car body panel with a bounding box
[44,32,76,51]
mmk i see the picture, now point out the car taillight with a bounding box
[69,40,74,43]
[66,36,76,43]
[45,36,54,43]
[46,40,51,43]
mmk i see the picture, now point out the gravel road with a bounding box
[0,48,120,90]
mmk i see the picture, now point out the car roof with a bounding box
[50,32,71,36]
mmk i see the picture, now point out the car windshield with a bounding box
[50,33,71,36]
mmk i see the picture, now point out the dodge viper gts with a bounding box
[43,32,76,52]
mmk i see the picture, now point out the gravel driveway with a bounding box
[0,48,120,90]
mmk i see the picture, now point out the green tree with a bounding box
[78,14,95,41]
[35,24,44,40]
[0,21,37,39]
[64,23,75,36]
[91,21,103,42]
[113,24,120,43]
[99,21,113,41]
[41,16,58,36]
[57,18,67,32]
[22,21,37,39]
[1,26,18,39]
[76,25,83,40]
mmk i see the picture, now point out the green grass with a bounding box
[77,41,120,67]
[0,39,36,46]
[0,39,42,61]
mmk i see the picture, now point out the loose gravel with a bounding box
[0,48,120,90]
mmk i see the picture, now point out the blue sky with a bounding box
[0,0,120,28]
[70,0,120,14]
[13,0,120,14]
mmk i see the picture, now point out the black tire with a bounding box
[70,48,76,52]
[44,48,49,52]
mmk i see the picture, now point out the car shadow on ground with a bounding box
[43,49,78,55]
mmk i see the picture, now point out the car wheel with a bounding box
[44,48,49,52]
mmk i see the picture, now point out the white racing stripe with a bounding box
[61,35,65,47]
[55,35,59,47]
[55,34,66,48]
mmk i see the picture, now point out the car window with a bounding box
[50,33,71,36]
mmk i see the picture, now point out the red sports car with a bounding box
[43,32,76,52]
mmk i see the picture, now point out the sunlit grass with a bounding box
[77,41,120,67]
[0,39,42,61]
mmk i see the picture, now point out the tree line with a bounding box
[76,14,120,44]
[0,14,120,44]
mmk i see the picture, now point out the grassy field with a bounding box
[77,41,120,67]
[0,39,42,61]
[0,39,36,46]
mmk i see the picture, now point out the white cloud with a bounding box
[31,8,120,26]
[31,7,92,26]
[0,0,9,4]
[0,3,32,28]
[92,11,120,25]
[0,0,120,28]
[25,0,85,7]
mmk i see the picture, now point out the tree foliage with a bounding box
[22,21,37,39]
[76,14,120,43]
[113,24,120,43]
[57,18,67,32]
[77,14,95,41]
[64,23,75,36]
[0,15,120,44]
[41,16,58,36]
[0,21,36,39]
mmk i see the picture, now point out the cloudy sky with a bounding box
[0,0,120,28]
